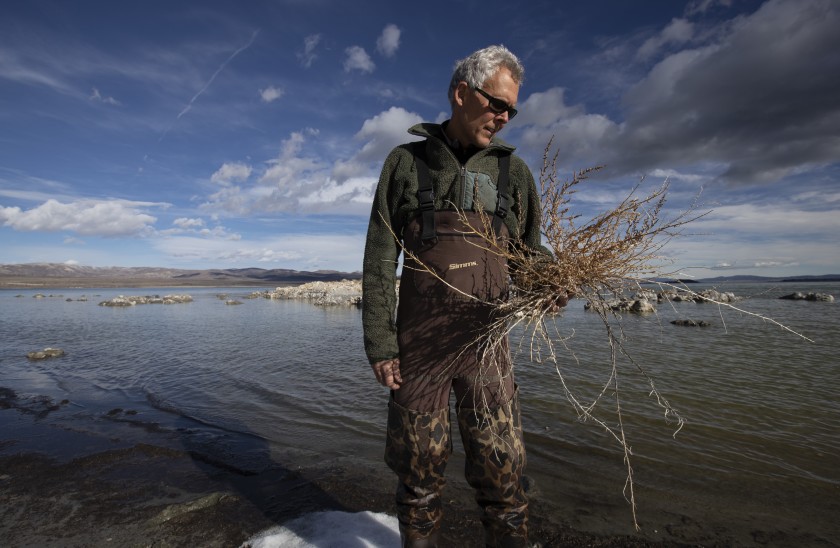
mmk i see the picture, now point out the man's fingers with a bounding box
[372,359,401,389]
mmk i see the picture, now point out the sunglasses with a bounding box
[474,87,518,119]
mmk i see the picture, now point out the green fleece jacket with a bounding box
[362,122,544,364]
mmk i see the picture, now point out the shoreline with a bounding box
[1,390,689,548]
[0,277,292,290]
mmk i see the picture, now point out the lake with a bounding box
[1,282,838,546]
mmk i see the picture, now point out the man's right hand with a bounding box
[371,358,402,390]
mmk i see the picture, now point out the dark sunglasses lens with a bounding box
[477,88,517,118]
[489,96,516,118]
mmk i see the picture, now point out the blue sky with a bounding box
[1,0,838,277]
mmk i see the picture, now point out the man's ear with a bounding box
[453,81,469,107]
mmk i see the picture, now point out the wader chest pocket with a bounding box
[403,212,508,301]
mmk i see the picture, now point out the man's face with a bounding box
[451,66,520,149]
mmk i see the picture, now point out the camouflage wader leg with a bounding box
[385,396,452,547]
[457,389,528,548]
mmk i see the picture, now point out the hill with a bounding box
[0,263,362,289]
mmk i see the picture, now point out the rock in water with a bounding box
[671,319,711,327]
[27,347,66,360]
[779,292,834,302]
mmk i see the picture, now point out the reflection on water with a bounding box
[1,283,838,543]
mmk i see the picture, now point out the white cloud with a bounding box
[260,130,322,189]
[376,24,401,57]
[89,87,120,105]
[153,233,365,272]
[211,162,252,185]
[636,18,694,60]
[344,46,375,73]
[685,0,733,16]
[354,107,424,161]
[0,199,162,236]
[331,107,424,182]
[514,87,618,167]
[299,176,377,207]
[259,85,284,103]
[693,203,840,236]
[298,34,322,68]
[201,107,421,217]
[173,217,205,229]
[511,0,840,185]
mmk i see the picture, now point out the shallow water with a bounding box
[1,282,838,545]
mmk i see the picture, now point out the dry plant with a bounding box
[383,140,809,530]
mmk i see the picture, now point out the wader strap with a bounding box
[414,152,437,244]
[493,154,511,236]
[414,148,511,242]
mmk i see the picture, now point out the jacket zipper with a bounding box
[459,164,467,208]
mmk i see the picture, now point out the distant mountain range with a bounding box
[1,263,838,289]
[659,274,840,283]
[0,263,362,288]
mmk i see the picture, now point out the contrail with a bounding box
[158,29,260,141]
[177,29,260,119]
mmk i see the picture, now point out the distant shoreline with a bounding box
[0,277,300,290]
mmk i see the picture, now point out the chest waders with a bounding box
[385,147,529,547]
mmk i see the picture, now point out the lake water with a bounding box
[1,282,838,546]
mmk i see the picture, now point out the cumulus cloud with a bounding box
[513,0,840,186]
[259,85,284,103]
[298,34,322,68]
[344,46,375,73]
[211,162,252,185]
[201,107,425,217]
[0,199,162,236]
[514,87,618,166]
[376,24,401,57]
[172,217,205,229]
[615,0,840,183]
[202,129,327,215]
[332,106,424,181]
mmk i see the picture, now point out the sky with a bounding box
[1,0,838,278]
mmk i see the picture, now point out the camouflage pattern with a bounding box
[457,389,528,547]
[385,397,453,544]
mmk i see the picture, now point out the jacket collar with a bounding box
[407,121,516,153]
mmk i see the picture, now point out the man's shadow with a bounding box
[176,411,399,547]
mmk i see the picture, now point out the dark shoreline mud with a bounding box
[0,448,693,548]
[1,390,690,548]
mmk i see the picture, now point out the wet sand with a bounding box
[0,389,689,548]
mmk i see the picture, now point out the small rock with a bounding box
[27,347,66,360]
[98,294,193,306]
[671,319,712,327]
[585,298,655,314]
[779,292,834,302]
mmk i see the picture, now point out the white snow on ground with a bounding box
[242,510,400,548]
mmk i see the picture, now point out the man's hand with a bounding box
[371,358,402,390]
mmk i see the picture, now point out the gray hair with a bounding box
[447,45,524,106]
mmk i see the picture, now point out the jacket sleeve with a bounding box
[512,156,552,256]
[362,148,408,364]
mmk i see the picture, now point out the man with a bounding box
[363,45,553,548]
